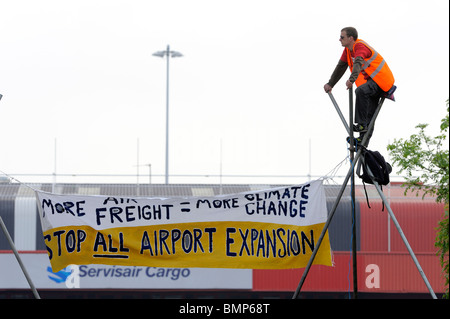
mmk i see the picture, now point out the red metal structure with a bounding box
[255,183,446,297]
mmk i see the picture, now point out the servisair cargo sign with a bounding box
[0,252,251,289]
[35,180,332,272]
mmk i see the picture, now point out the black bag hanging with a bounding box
[357,148,392,210]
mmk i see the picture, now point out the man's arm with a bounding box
[348,56,365,83]
[345,43,371,88]
[324,60,347,93]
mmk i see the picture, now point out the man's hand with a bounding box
[324,83,332,93]
[346,80,353,90]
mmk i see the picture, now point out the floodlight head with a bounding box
[152,51,166,58]
[171,51,183,58]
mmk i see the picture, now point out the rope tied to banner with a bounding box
[319,156,350,185]
[0,169,39,192]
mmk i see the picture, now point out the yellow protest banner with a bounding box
[36,180,332,272]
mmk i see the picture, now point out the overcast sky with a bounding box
[0,0,448,185]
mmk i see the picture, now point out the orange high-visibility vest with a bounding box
[346,39,395,92]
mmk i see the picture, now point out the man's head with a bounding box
[340,27,358,48]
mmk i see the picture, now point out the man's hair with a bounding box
[342,27,358,40]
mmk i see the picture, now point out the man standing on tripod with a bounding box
[324,27,396,142]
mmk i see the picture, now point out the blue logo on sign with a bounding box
[47,267,71,284]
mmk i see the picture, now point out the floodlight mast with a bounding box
[152,45,183,184]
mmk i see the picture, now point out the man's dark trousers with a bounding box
[355,78,383,139]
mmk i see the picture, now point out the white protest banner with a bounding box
[35,180,332,272]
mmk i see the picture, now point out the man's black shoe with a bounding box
[353,123,368,133]
[346,136,362,145]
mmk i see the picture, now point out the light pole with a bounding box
[153,45,183,184]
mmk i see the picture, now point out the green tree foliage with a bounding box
[387,100,449,298]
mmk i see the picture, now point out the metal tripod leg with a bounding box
[292,149,361,298]
[328,93,350,134]
[292,95,384,299]
[0,95,40,299]
[0,216,41,299]
[361,158,438,299]
[349,88,358,299]
[333,93,385,176]
[328,92,385,148]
